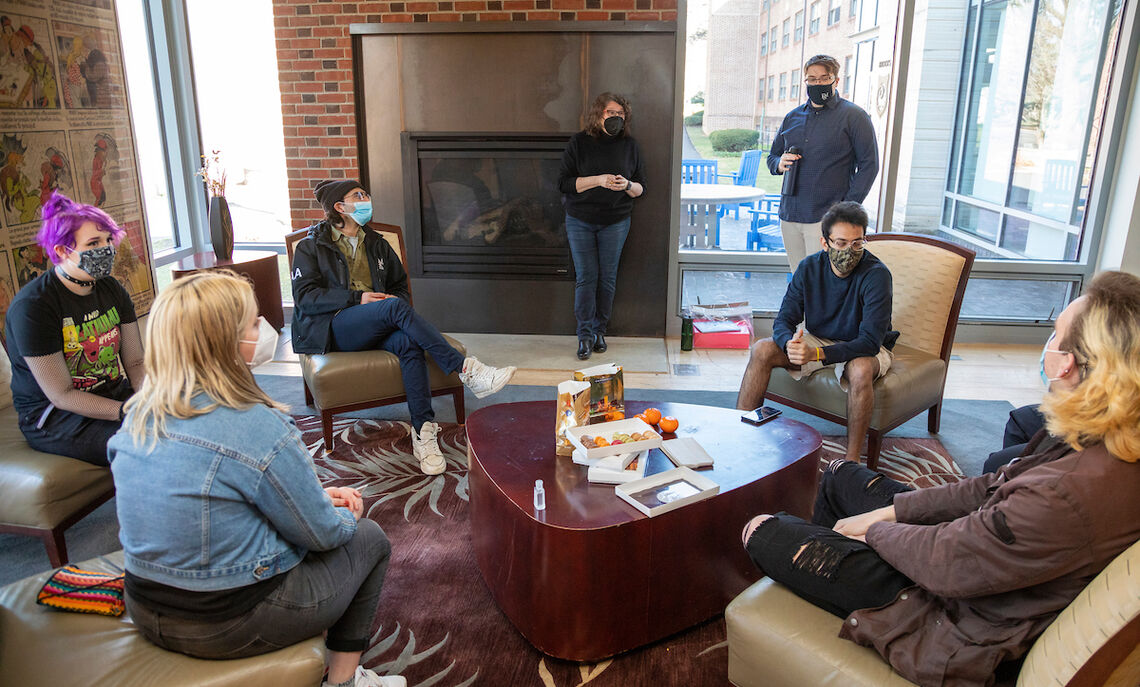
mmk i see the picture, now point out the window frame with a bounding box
[810,2,821,34]
[794,10,804,42]
[672,0,1139,330]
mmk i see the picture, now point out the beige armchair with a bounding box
[285,222,466,453]
[726,537,1140,687]
[765,233,975,469]
[0,343,114,566]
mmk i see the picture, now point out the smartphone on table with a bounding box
[740,406,782,426]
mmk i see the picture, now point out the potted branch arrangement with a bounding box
[197,150,233,261]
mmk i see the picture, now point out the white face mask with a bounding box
[239,317,278,369]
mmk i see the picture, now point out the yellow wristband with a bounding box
[815,347,823,361]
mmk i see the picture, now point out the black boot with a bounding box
[577,338,592,360]
[593,333,607,353]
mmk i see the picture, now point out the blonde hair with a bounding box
[124,270,286,445]
[1041,271,1140,462]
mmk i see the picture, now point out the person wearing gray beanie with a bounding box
[291,179,517,476]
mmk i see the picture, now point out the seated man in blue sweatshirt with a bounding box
[736,201,898,462]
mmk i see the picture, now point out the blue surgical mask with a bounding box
[345,200,372,226]
[1039,332,1067,387]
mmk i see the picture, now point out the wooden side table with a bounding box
[171,251,285,331]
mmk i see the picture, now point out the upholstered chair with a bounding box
[285,222,466,453]
[764,233,975,469]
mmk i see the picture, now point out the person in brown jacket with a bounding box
[741,270,1140,687]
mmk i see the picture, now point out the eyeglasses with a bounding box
[603,109,626,118]
[804,76,835,85]
[344,191,369,202]
[827,238,865,250]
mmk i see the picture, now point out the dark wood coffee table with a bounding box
[466,400,822,661]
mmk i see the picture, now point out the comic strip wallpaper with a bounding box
[0,0,153,343]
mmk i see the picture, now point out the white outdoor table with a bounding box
[680,183,772,249]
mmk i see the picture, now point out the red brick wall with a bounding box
[272,1,677,227]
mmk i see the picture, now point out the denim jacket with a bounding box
[107,400,356,591]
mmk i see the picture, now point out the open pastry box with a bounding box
[565,417,663,460]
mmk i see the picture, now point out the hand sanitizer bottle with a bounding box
[533,479,546,511]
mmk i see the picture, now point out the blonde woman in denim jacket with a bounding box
[108,271,405,687]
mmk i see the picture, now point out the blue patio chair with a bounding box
[681,158,718,184]
[681,159,720,244]
[746,195,783,251]
[717,150,765,219]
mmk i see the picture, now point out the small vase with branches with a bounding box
[197,149,233,260]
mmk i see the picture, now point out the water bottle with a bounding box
[681,317,694,351]
[781,145,802,197]
[533,479,546,511]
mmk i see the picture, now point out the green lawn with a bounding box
[685,126,782,194]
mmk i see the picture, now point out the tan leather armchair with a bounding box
[285,222,466,452]
[0,344,114,566]
[0,551,326,686]
[765,234,974,469]
[726,537,1140,687]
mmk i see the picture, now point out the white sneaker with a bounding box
[321,665,406,687]
[459,356,516,399]
[411,421,446,475]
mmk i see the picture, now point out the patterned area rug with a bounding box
[297,416,966,686]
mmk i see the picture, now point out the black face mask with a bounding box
[806,83,834,106]
[603,116,625,136]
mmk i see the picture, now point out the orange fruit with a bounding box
[609,410,625,421]
[635,413,649,424]
[643,408,662,425]
[594,437,609,447]
[658,416,679,433]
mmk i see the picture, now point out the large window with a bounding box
[828,0,842,26]
[761,31,769,56]
[770,25,779,53]
[943,0,1123,260]
[782,19,791,47]
[779,72,787,100]
[790,69,801,100]
[185,0,291,246]
[794,11,805,42]
[810,2,821,34]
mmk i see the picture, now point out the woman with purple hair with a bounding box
[3,191,143,465]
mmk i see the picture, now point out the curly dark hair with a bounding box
[585,92,632,138]
[821,201,868,241]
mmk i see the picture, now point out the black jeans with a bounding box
[746,460,915,618]
[984,404,1046,473]
[128,518,391,658]
[20,406,122,466]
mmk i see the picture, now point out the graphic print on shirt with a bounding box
[61,305,122,391]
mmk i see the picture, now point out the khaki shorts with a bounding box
[787,331,892,391]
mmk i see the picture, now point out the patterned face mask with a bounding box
[69,244,116,280]
[827,244,863,275]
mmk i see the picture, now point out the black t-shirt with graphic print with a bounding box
[4,269,137,421]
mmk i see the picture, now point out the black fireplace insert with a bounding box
[401,132,574,279]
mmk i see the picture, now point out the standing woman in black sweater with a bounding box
[558,92,646,360]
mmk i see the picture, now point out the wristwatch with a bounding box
[625,180,632,191]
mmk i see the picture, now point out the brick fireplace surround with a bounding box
[271,0,679,231]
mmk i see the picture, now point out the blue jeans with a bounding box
[565,214,631,339]
[128,518,391,657]
[330,298,466,431]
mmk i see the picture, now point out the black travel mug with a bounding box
[681,317,694,351]
[781,146,802,197]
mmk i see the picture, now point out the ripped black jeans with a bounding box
[745,460,916,618]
